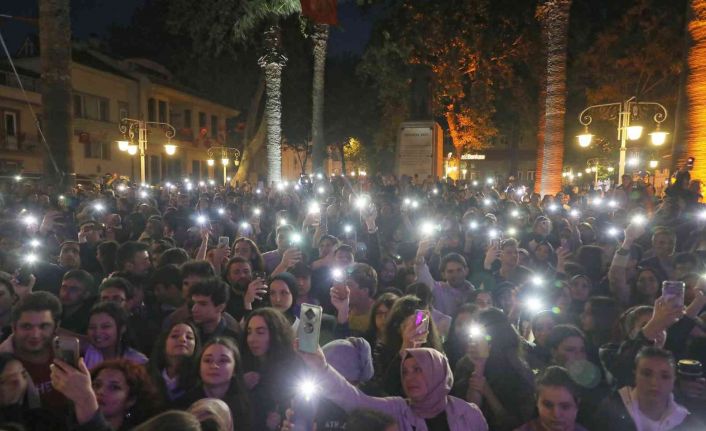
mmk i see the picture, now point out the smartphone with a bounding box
[15,266,32,286]
[298,303,323,354]
[53,336,80,367]
[414,309,430,336]
[218,236,230,248]
[662,281,686,307]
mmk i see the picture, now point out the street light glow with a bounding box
[117,140,130,151]
[628,157,640,167]
[627,125,643,141]
[127,145,138,155]
[650,131,668,146]
[207,159,215,166]
[577,133,593,148]
[164,144,177,155]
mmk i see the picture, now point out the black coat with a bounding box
[590,391,704,431]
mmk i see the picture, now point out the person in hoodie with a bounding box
[591,346,704,431]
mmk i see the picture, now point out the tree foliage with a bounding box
[359,0,539,160]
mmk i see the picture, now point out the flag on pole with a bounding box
[300,0,337,25]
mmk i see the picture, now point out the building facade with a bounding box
[1,44,239,183]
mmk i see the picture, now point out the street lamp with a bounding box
[207,146,241,185]
[117,118,177,183]
[577,97,668,178]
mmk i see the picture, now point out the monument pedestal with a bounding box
[396,121,443,180]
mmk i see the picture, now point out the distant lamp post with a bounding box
[649,160,659,169]
[207,146,241,185]
[577,97,668,178]
[117,118,177,183]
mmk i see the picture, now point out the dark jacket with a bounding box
[591,391,704,431]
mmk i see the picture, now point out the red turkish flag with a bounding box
[300,0,337,25]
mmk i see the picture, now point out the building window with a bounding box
[198,112,207,128]
[517,171,523,181]
[3,111,18,150]
[84,140,111,160]
[184,109,192,128]
[73,93,110,121]
[158,100,167,123]
[118,101,129,121]
[148,98,156,122]
[211,115,218,138]
[527,170,536,181]
[192,160,201,178]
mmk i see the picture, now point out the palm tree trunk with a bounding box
[537,0,571,196]
[236,77,265,182]
[258,24,287,184]
[311,23,329,174]
[686,0,706,180]
[39,0,74,188]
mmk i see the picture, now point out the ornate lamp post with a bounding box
[207,146,241,185]
[117,118,177,183]
[577,97,668,179]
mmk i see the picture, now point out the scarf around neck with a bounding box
[403,348,453,419]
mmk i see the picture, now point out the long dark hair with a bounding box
[363,292,399,346]
[241,307,295,372]
[476,308,533,384]
[196,337,251,431]
[380,295,443,356]
[444,303,479,368]
[585,296,621,347]
[88,301,130,355]
[149,321,201,401]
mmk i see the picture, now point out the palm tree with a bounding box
[686,0,706,180]
[39,0,74,188]
[536,0,571,196]
[311,23,329,174]
[235,1,301,184]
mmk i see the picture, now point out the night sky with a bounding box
[0,0,378,57]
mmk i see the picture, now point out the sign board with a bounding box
[396,121,443,179]
[461,154,486,160]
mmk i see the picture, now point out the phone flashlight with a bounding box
[298,378,318,401]
[531,275,544,286]
[252,208,261,216]
[468,325,485,339]
[355,195,369,209]
[631,214,647,226]
[240,221,249,230]
[483,198,492,207]
[403,198,411,206]
[411,200,419,209]
[420,221,437,236]
[344,225,353,234]
[25,253,38,264]
[117,184,127,192]
[209,180,216,186]
[29,239,40,248]
[510,210,519,218]
[506,227,518,237]
[308,203,320,215]
[23,215,38,226]
[256,189,262,194]
[488,229,499,240]
[608,200,618,208]
[332,267,345,282]
[217,208,226,216]
[570,209,580,218]
[140,190,149,198]
[547,204,558,213]
[58,195,65,201]
[317,186,325,195]
[432,188,439,195]
[94,203,104,212]
[290,233,303,245]
[592,198,603,207]
[279,218,288,226]
[196,215,207,225]
[276,183,285,191]
[525,296,544,313]
[607,226,619,237]
[469,221,479,230]
[316,173,324,180]
[472,180,479,187]
[486,178,494,185]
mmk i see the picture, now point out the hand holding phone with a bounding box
[662,281,686,308]
[298,304,323,354]
[53,336,80,368]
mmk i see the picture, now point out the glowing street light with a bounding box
[626,125,643,141]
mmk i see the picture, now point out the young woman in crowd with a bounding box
[443,303,479,369]
[524,310,558,372]
[241,307,302,430]
[177,337,250,431]
[50,358,160,431]
[454,307,536,431]
[84,301,148,369]
[514,366,589,431]
[372,295,444,397]
[149,321,200,401]
[231,237,265,274]
[363,292,399,348]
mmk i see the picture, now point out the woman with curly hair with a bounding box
[50,358,161,431]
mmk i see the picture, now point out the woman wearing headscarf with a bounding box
[298,344,488,431]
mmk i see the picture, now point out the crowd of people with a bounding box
[0,169,704,431]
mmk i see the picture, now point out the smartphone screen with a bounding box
[662,281,685,307]
[298,303,323,354]
[53,336,79,367]
[414,309,430,336]
[218,236,230,247]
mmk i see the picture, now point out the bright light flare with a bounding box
[525,297,544,313]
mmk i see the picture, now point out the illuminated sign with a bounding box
[461,154,486,160]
